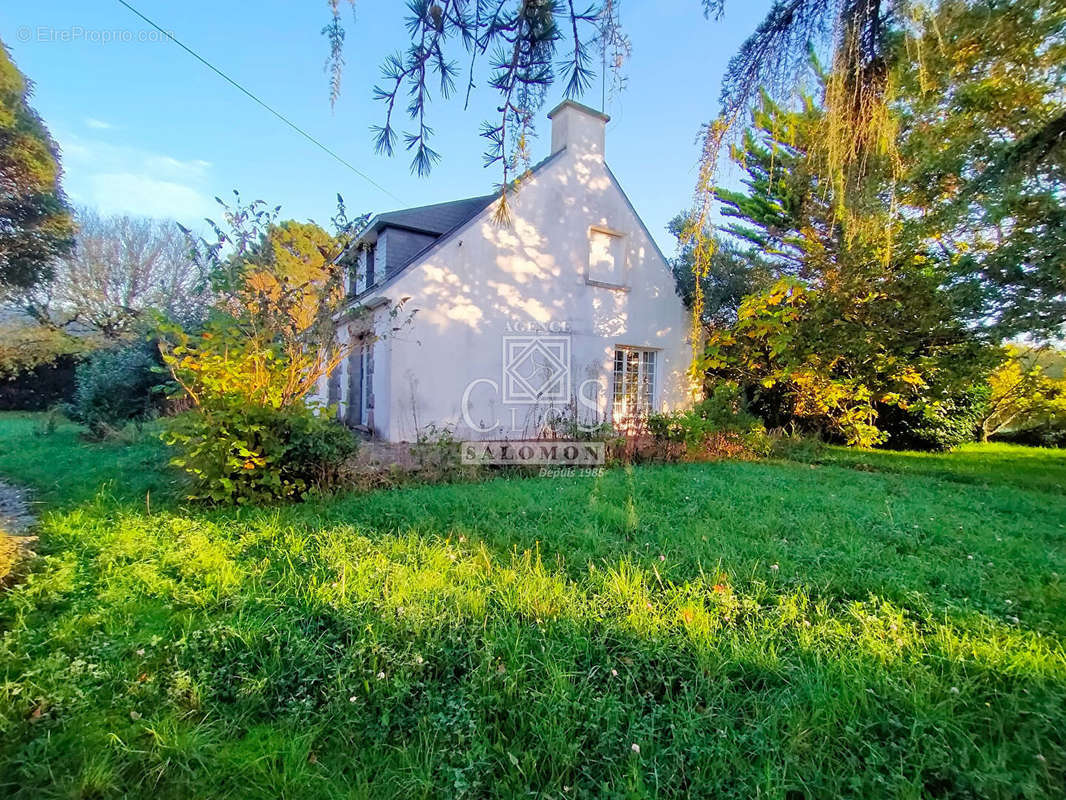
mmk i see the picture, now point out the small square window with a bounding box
[588,227,626,287]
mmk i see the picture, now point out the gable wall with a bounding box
[373,146,695,441]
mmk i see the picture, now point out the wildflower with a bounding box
[630,743,640,754]
[1037,754,1047,763]
[770,563,779,571]
[1008,615,1020,624]
[611,669,618,677]
[415,654,424,665]
[136,648,145,656]
[377,671,385,680]
[349,696,357,703]
[950,686,960,695]
[659,554,665,562]
[967,555,974,560]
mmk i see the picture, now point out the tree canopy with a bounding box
[0,40,75,296]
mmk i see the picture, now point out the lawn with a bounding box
[0,411,1064,798]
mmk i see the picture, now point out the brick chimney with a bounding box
[548,99,610,159]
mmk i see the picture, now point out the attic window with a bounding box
[587,226,626,288]
[365,244,375,289]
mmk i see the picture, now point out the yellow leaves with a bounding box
[898,368,927,389]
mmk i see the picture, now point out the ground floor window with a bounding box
[346,337,371,427]
[612,347,657,422]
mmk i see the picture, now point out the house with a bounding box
[316,100,695,442]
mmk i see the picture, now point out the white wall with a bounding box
[374,122,695,442]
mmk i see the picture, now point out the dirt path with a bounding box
[0,479,36,582]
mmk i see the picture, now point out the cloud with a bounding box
[86,173,215,221]
[56,131,215,225]
[84,117,113,130]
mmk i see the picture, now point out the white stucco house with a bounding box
[315,99,695,442]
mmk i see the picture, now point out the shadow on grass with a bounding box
[1,413,1065,796]
[2,498,1064,798]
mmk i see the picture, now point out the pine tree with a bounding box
[701,78,989,446]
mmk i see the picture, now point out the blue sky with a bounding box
[2,0,768,254]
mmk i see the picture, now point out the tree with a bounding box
[978,347,1066,442]
[895,0,1066,341]
[159,195,376,502]
[164,200,357,409]
[327,0,627,189]
[34,208,204,337]
[667,213,773,327]
[698,77,989,446]
[0,40,75,295]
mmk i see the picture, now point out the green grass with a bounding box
[0,412,1064,798]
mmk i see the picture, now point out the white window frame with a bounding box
[586,225,629,290]
[612,346,659,423]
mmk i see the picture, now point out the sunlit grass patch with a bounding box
[0,413,1065,797]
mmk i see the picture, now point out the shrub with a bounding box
[0,319,95,380]
[876,386,988,452]
[645,385,768,461]
[66,342,170,437]
[163,399,357,504]
[766,432,827,462]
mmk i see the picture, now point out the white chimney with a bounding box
[548,99,610,159]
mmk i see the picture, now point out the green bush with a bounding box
[66,342,169,437]
[163,400,358,504]
[876,385,989,452]
[646,384,769,460]
[767,432,828,462]
[648,384,761,445]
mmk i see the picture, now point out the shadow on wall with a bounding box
[385,145,689,441]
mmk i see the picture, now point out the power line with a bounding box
[115,0,405,205]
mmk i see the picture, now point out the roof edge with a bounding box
[547,99,610,123]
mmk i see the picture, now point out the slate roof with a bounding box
[367,194,497,236]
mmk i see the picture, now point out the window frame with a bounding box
[611,346,659,423]
[586,225,629,290]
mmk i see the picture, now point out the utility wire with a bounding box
[115,0,405,205]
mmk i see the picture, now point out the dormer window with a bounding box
[587,226,627,289]
[365,243,376,290]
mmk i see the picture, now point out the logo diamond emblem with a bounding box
[502,335,571,404]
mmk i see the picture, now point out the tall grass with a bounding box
[0,413,1064,798]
